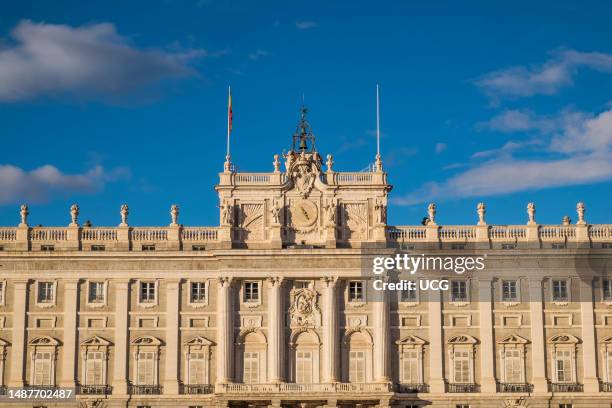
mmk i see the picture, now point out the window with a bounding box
[136,352,156,385]
[559,405,572,408]
[552,243,565,249]
[32,352,53,385]
[91,245,105,251]
[295,350,313,383]
[243,282,259,303]
[348,281,364,302]
[401,350,419,383]
[190,282,206,303]
[453,350,470,383]
[38,282,54,303]
[501,243,516,250]
[606,350,612,382]
[294,281,310,289]
[503,349,523,383]
[192,245,206,251]
[140,282,155,303]
[555,350,573,382]
[552,280,569,302]
[88,282,105,303]
[0,281,4,304]
[502,280,518,302]
[400,284,417,302]
[40,245,54,251]
[456,405,470,408]
[85,351,104,385]
[604,280,612,302]
[188,352,207,384]
[451,281,467,302]
[349,350,365,383]
[243,351,259,383]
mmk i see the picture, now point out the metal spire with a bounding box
[292,100,316,152]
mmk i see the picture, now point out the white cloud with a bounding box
[476,49,612,99]
[248,49,269,60]
[296,21,317,30]
[0,164,130,204]
[435,143,447,154]
[394,105,612,205]
[0,20,206,102]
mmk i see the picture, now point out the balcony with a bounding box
[497,383,533,393]
[129,385,163,395]
[446,383,480,393]
[77,385,112,395]
[182,384,214,394]
[601,382,612,392]
[215,382,393,394]
[549,383,583,393]
[395,383,429,393]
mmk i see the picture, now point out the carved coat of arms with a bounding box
[289,288,321,328]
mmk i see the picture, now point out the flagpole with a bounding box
[226,85,231,158]
[376,83,380,158]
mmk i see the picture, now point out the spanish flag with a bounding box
[227,86,233,136]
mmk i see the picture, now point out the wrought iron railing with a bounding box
[446,383,480,393]
[549,383,583,392]
[129,385,162,395]
[601,382,612,392]
[395,383,429,393]
[77,385,112,395]
[497,383,533,393]
[182,384,214,394]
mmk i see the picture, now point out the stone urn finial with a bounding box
[170,204,179,226]
[326,154,334,172]
[119,204,129,226]
[19,204,29,227]
[427,203,437,225]
[477,202,486,225]
[69,204,80,226]
[576,202,586,225]
[526,202,536,225]
[273,154,281,173]
[562,215,571,226]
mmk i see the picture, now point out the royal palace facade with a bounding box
[0,119,611,408]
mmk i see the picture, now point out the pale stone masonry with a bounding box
[0,140,611,408]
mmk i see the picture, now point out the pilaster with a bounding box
[164,279,181,394]
[528,278,548,392]
[216,277,233,384]
[373,279,390,382]
[428,288,445,393]
[478,278,496,393]
[60,279,79,388]
[112,279,130,394]
[267,277,284,383]
[321,277,338,383]
[8,279,28,387]
[580,278,599,392]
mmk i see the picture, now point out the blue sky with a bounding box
[1,0,611,227]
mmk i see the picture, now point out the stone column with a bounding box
[8,279,28,387]
[164,279,181,394]
[216,277,233,383]
[478,279,496,393]
[267,277,284,383]
[321,277,338,383]
[580,278,598,392]
[528,278,547,392]
[112,279,130,394]
[428,289,445,393]
[373,280,390,382]
[60,279,79,388]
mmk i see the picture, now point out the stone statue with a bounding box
[562,215,571,226]
[324,199,336,226]
[19,204,29,226]
[70,204,80,226]
[427,203,437,225]
[326,154,334,172]
[220,200,233,226]
[170,204,179,226]
[271,199,281,225]
[273,154,281,173]
[576,202,586,225]
[526,203,536,225]
[477,202,486,225]
[119,204,129,226]
[375,199,387,224]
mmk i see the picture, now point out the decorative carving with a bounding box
[273,154,281,173]
[294,165,316,198]
[502,398,526,408]
[344,203,367,240]
[374,199,386,225]
[347,315,367,328]
[219,200,233,226]
[427,203,437,225]
[324,199,336,227]
[19,204,29,226]
[290,199,318,232]
[289,287,321,328]
[239,203,263,240]
[477,202,486,225]
[271,199,281,225]
[241,316,263,328]
[576,201,586,225]
[69,204,79,226]
[170,204,179,226]
[79,400,106,408]
[285,150,321,198]
[119,204,129,226]
[326,154,334,172]
[526,202,536,225]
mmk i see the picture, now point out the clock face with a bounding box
[290,199,318,228]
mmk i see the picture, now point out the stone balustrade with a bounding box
[215,382,392,394]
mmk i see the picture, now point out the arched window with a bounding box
[289,330,321,384]
[342,329,373,383]
[235,330,267,384]
[29,336,60,386]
